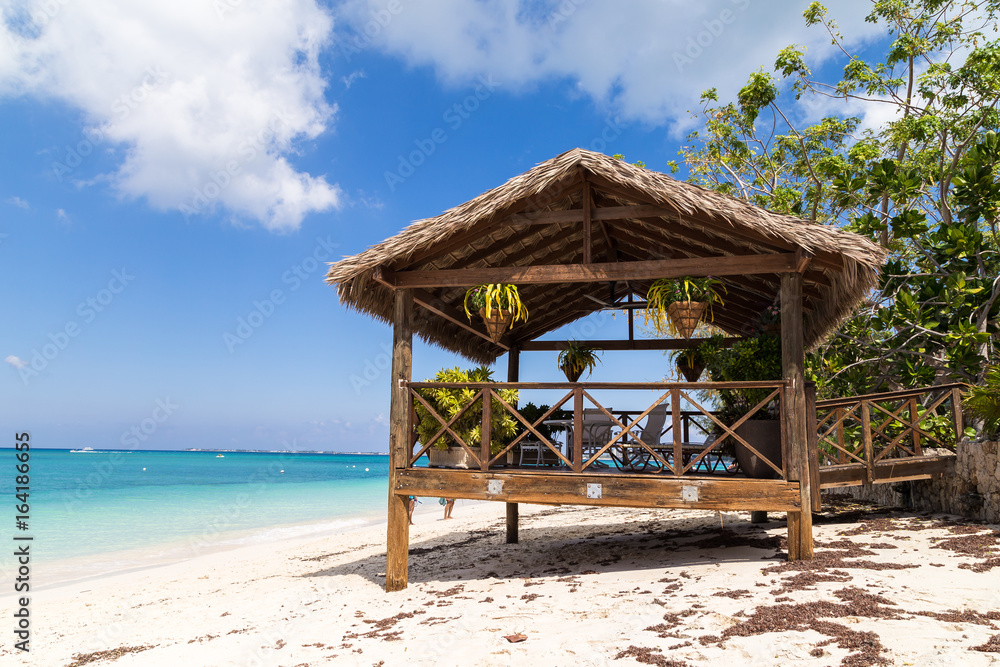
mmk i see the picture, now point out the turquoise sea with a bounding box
[0,449,393,585]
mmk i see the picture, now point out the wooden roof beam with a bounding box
[375,253,800,290]
[370,276,510,351]
[519,338,748,352]
[605,224,824,300]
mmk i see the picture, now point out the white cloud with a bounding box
[5,355,27,369]
[337,0,884,132]
[1,0,341,231]
[5,196,29,209]
[56,208,69,223]
[342,70,367,89]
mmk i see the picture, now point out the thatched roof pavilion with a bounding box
[327,148,885,363]
[325,149,888,592]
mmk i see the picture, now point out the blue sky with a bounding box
[1,0,889,451]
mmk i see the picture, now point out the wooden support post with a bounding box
[506,347,520,544]
[909,397,922,456]
[951,386,964,443]
[750,511,768,524]
[573,387,583,473]
[386,290,413,592]
[671,389,682,476]
[781,271,813,560]
[836,407,847,464]
[805,382,821,513]
[481,389,492,472]
[582,176,592,264]
[861,400,874,485]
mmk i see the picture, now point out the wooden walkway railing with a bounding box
[407,381,789,479]
[814,383,965,486]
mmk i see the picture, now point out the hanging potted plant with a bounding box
[670,344,706,382]
[644,276,726,339]
[463,284,529,343]
[557,340,601,382]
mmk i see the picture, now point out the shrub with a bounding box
[413,366,519,453]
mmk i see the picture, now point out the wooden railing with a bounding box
[406,381,789,479]
[814,383,965,484]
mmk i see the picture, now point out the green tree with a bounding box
[678,0,1000,400]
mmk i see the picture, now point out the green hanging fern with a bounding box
[643,276,726,336]
[557,341,601,380]
[463,283,529,324]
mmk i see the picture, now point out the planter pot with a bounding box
[667,301,707,339]
[479,307,514,344]
[560,364,584,382]
[733,419,782,479]
[427,446,477,469]
[676,360,705,382]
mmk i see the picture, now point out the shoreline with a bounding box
[26,496,483,593]
[8,497,1000,666]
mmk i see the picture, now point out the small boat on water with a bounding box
[216,454,225,458]
[70,447,96,453]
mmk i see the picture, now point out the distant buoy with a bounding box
[280,470,285,474]
[142,468,146,471]
[365,468,369,472]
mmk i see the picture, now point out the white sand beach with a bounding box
[5,496,1000,666]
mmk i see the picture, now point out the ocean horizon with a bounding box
[0,448,404,588]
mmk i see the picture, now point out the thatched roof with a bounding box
[327,148,885,363]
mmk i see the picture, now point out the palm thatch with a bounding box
[327,148,885,363]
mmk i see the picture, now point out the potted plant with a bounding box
[557,340,601,382]
[670,345,706,382]
[644,276,726,339]
[700,333,783,478]
[463,284,529,343]
[413,366,520,468]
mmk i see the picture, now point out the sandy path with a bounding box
[3,495,999,666]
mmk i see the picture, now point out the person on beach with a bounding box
[443,498,455,519]
[408,496,416,525]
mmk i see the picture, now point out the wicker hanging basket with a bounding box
[479,307,514,344]
[676,360,705,382]
[667,301,707,340]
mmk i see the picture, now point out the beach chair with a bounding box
[518,440,544,466]
[613,404,669,471]
[580,409,615,467]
